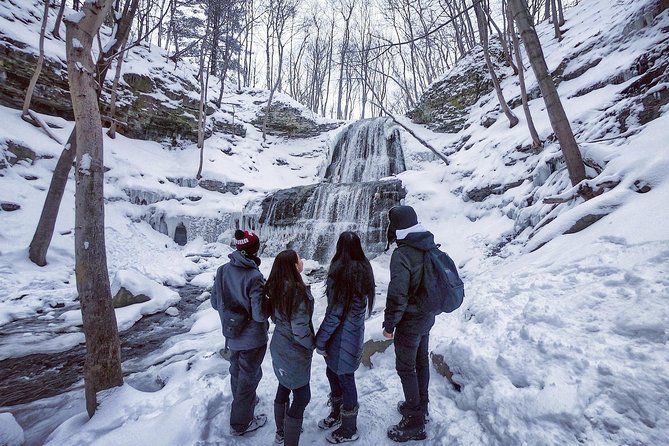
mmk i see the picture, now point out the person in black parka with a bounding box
[211,230,269,436]
[382,205,438,442]
[315,232,375,444]
[266,250,316,446]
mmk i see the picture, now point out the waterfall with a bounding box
[240,117,407,263]
[324,117,406,182]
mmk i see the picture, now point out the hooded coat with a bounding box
[211,250,269,351]
[270,287,316,389]
[315,275,370,375]
[383,231,437,335]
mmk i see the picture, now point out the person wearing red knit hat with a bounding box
[211,229,269,436]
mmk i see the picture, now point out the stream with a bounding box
[0,283,206,408]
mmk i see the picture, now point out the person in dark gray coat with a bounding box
[316,232,375,444]
[265,249,315,446]
[211,230,269,436]
[382,206,437,442]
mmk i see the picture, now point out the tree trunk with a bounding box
[28,0,140,267]
[22,0,49,117]
[64,0,123,418]
[107,43,126,139]
[550,0,562,40]
[28,129,76,266]
[52,1,67,39]
[474,1,519,128]
[557,0,565,26]
[507,6,541,148]
[508,0,586,186]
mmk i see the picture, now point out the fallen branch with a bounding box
[22,110,63,144]
[368,99,450,165]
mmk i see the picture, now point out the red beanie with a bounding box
[234,229,260,255]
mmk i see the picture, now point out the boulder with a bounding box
[430,352,461,392]
[361,339,393,368]
[112,286,151,308]
[198,179,245,195]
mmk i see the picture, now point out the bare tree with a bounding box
[52,1,67,39]
[474,0,519,128]
[507,2,541,147]
[20,0,61,143]
[29,0,140,267]
[64,0,123,418]
[508,0,586,186]
[550,0,562,40]
[262,0,299,140]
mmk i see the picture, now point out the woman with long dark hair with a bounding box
[316,232,375,443]
[266,249,315,446]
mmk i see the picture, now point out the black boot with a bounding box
[318,394,343,429]
[397,400,429,423]
[284,414,303,446]
[387,414,426,443]
[274,401,288,444]
[327,404,359,443]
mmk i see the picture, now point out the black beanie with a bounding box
[385,205,418,250]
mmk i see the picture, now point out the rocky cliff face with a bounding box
[407,43,507,133]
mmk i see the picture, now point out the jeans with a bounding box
[394,331,430,417]
[275,383,311,418]
[229,344,267,431]
[326,367,358,411]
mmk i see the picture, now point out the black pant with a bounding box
[326,367,358,411]
[275,383,311,418]
[229,344,267,431]
[394,331,430,417]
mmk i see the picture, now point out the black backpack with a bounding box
[418,245,465,314]
[213,267,250,339]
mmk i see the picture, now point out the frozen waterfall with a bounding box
[240,117,407,263]
[324,117,405,183]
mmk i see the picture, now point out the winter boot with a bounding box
[387,414,426,443]
[326,405,359,443]
[318,394,343,429]
[231,414,267,436]
[284,414,303,446]
[274,401,288,444]
[397,400,430,423]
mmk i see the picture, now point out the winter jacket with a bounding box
[270,287,316,389]
[315,277,368,375]
[211,250,269,351]
[383,231,437,335]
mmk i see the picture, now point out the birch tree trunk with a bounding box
[22,0,49,117]
[64,0,123,418]
[508,0,586,186]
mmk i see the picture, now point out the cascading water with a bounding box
[240,117,407,263]
[325,117,405,183]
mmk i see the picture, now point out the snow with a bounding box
[0,413,24,446]
[1,0,668,445]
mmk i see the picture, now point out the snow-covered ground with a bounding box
[1,0,668,444]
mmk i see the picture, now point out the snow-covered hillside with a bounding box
[1,0,668,445]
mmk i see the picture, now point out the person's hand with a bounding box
[316,348,327,357]
[383,329,394,340]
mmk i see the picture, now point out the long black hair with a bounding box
[328,232,375,316]
[265,249,306,321]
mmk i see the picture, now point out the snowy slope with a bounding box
[1,0,668,445]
